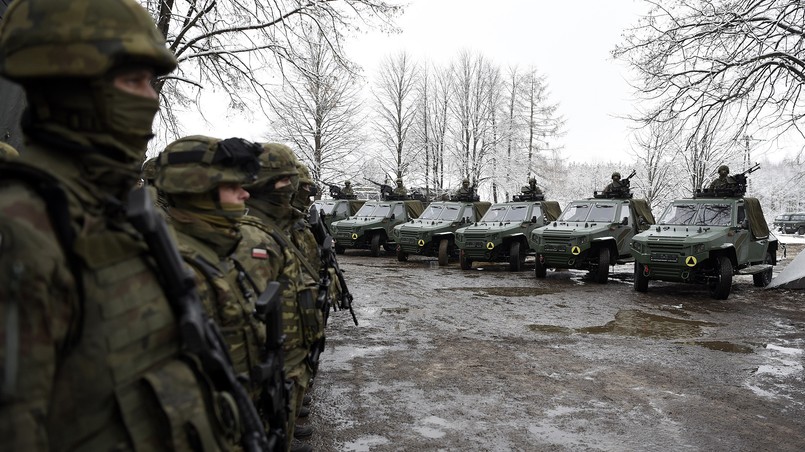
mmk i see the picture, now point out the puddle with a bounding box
[437,287,559,297]
[527,324,574,335]
[576,310,718,339]
[682,340,754,354]
[381,307,409,315]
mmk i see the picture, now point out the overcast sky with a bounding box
[346,0,649,164]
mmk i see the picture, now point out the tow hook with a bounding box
[643,265,650,277]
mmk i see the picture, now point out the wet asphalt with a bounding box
[303,244,805,452]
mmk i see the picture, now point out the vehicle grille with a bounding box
[399,230,419,244]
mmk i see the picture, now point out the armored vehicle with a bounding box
[776,212,805,235]
[630,182,777,299]
[454,193,561,271]
[392,200,491,265]
[529,197,656,283]
[312,198,365,233]
[330,199,424,256]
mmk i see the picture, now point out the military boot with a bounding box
[294,423,313,439]
[290,438,313,452]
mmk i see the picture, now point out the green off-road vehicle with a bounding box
[630,184,777,299]
[330,198,425,256]
[775,212,805,235]
[454,194,561,271]
[529,197,656,283]
[392,199,491,265]
[312,198,365,234]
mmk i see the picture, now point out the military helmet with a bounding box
[296,162,314,185]
[612,172,621,179]
[250,143,299,188]
[155,135,262,195]
[0,142,19,159]
[718,165,729,174]
[462,178,469,186]
[396,177,403,184]
[141,156,158,182]
[529,176,536,184]
[344,180,351,186]
[0,0,177,81]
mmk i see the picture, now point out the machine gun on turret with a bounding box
[694,163,760,198]
[595,169,635,199]
[325,182,356,200]
[452,180,481,202]
[366,178,396,200]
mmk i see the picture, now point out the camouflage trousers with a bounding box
[285,348,312,451]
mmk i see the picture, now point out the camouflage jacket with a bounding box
[235,205,320,369]
[171,223,266,391]
[0,145,236,451]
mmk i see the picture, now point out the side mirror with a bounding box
[531,216,538,223]
[390,213,395,220]
[741,219,749,229]
[622,217,629,225]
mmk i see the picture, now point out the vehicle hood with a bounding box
[399,219,458,233]
[333,217,386,228]
[633,225,729,244]
[461,222,529,235]
[534,222,612,237]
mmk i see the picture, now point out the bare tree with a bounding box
[266,26,365,189]
[373,51,419,181]
[630,119,679,208]
[142,0,402,140]
[614,0,805,164]
[448,50,500,187]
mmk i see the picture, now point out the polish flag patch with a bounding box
[251,248,268,259]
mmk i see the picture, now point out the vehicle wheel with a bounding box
[593,247,610,283]
[798,226,805,236]
[634,261,648,292]
[460,250,473,270]
[752,251,773,287]
[508,241,525,272]
[438,239,450,266]
[369,234,381,257]
[396,247,408,262]
[534,254,547,278]
[334,243,345,255]
[383,243,396,253]
[708,255,733,299]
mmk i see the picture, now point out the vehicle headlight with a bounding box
[330,225,338,233]
[631,241,644,253]
[693,243,705,254]
[578,236,588,245]
[531,235,540,245]
[456,233,464,241]
[490,233,499,241]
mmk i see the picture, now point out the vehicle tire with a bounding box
[460,250,473,270]
[396,247,408,262]
[383,243,396,253]
[634,261,648,292]
[752,251,773,287]
[370,234,381,257]
[593,247,610,284]
[438,239,449,266]
[334,243,345,255]
[534,254,547,278]
[508,241,525,272]
[708,255,733,299]
[798,226,805,236]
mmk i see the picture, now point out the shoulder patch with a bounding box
[251,248,268,259]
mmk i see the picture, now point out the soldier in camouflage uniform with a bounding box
[342,180,354,197]
[234,143,321,452]
[0,141,18,159]
[0,0,243,450]
[140,156,169,210]
[154,134,268,394]
[521,176,543,195]
[393,177,408,197]
[708,165,738,190]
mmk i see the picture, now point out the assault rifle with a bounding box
[595,169,636,199]
[325,182,354,200]
[733,162,761,186]
[309,205,358,326]
[127,187,270,452]
[252,281,289,452]
[366,178,394,200]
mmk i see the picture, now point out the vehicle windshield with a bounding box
[659,203,733,226]
[314,200,337,215]
[479,205,531,223]
[503,205,529,222]
[480,206,508,222]
[558,203,591,222]
[419,204,461,221]
[587,203,617,222]
[355,203,391,217]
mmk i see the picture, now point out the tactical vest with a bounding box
[175,231,266,391]
[238,217,320,360]
[0,161,236,451]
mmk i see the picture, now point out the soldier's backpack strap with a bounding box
[0,163,86,391]
[267,230,319,281]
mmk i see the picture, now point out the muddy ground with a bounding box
[303,241,805,452]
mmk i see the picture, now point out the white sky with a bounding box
[345,0,649,164]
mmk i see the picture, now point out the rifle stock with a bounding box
[126,187,270,452]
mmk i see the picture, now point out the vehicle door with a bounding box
[614,202,633,255]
